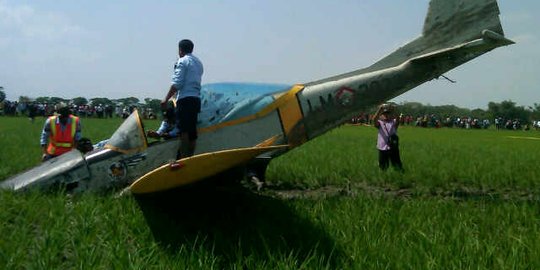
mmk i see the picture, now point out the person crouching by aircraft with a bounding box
[40,102,82,162]
[147,106,179,139]
[372,103,404,172]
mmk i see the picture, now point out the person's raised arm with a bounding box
[372,105,383,127]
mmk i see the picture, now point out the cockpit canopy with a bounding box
[105,110,147,154]
[199,82,290,127]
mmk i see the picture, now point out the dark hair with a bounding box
[178,39,194,54]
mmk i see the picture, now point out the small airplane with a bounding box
[1,0,514,194]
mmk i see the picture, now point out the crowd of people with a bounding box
[351,113,540,131]
[0,100,157,120]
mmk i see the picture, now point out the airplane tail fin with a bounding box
[368,0,513,72]
[306,0,513,86]
[423,0,504,43]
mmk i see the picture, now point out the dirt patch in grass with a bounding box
[259,181,540,202]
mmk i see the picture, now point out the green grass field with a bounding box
[1,116,539,269]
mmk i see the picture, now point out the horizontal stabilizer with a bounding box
[410,30,514,65]
[130,145,288,194]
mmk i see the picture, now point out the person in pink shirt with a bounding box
[372,104,403,171]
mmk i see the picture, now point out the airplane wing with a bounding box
[129,145,288,194]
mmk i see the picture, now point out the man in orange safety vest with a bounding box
[40,102,82,161]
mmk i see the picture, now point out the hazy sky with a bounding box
[0,0,538,109]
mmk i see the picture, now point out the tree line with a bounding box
[395,100,540,122]
[1,87,539,122]
[15,95,161,112]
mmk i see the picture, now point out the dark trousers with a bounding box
[378,148,403,171]
[176,97,201,141]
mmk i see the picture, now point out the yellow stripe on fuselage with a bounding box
[278,92,304,136]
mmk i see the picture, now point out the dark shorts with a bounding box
[176,96,201,141]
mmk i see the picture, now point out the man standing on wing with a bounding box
[162,39,204,159]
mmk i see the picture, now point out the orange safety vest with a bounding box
[46,115,79,156]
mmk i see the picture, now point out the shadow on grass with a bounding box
[134,178,343,268]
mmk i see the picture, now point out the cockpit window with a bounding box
[105,110,147,154]
[198,82,290,127]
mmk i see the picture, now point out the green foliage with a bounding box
[89,97,114,106]
[115,97,140,106]
[34,96,71,104]
[1,118,540,269]
[71,97,88,106]
[532,103,540,120]
[397,100,538,121]
[268,126,540,191]
[488,100,529,121]
[398,102,471,117]
[144,98,162,114]
[18,95,31,103]
[49,97,69,104]
[0,88,5,103]
[471,108,490,120]
[35,96,50,103]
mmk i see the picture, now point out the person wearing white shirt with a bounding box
[161,39,204,158]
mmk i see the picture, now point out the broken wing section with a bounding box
[105,110,148,154]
